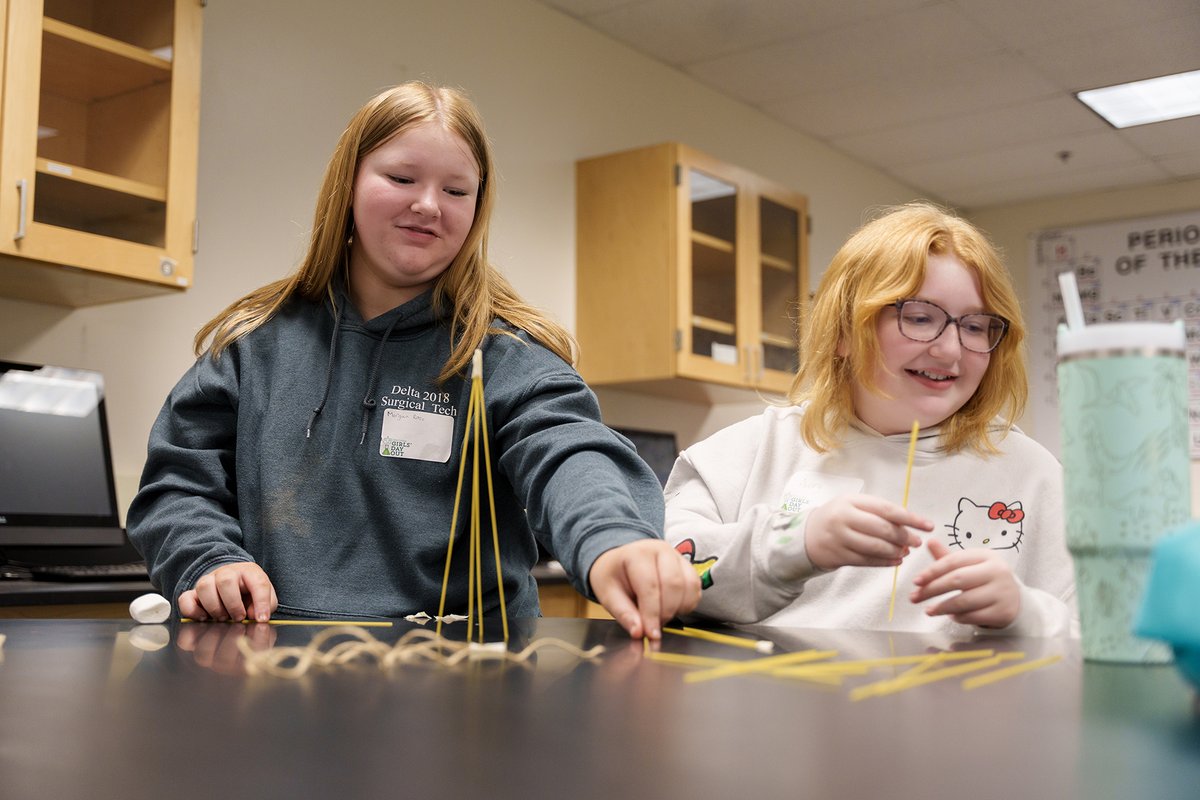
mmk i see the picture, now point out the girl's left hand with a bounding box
[909,538,1020,629]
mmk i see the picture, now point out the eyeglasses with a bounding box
[891,299,1009,354]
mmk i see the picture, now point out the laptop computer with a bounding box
[0,359,143,576]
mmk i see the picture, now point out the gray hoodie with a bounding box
[128,289,663,619]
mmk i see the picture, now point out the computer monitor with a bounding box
[0,359,129,565]
[535,426,680,565]
[611,426,680,488]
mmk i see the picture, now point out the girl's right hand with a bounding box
[804,494,932,571]
[178,562,278,623]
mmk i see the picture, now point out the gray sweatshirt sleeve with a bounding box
[489,361,664,600]
[126,353,254,603]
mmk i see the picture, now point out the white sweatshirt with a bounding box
[664,405,1078,638]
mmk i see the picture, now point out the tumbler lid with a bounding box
[1057,319,1185,359]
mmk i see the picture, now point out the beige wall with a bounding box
[0,0,1195,519]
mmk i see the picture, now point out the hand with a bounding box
[804,494,932,571]
[588,539,701,640]
[909,538,1021,628]
[177,562,278,623]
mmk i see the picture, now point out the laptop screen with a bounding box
[611,426,680,488]
[0,360,125,548]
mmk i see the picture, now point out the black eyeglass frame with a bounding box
[890,299,1010,354]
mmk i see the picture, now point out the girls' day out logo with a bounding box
[381,438,413,457]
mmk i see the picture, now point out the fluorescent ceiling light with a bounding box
[1076,69,1200,128]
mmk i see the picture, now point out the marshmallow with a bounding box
[129,592,171,624]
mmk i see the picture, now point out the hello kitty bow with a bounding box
[988,502,1024,523]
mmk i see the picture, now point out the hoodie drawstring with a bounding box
[306,303,344,439]
[358,313,402,445]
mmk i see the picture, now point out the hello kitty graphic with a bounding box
[944,498,1025,552]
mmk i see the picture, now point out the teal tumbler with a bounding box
[1057,320,1190,662]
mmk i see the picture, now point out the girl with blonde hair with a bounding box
[666,203,1075,636]
[130,82,698,636]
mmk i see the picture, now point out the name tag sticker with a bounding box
[380,408,453,462]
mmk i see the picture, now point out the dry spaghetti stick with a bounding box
[850,652,1024,701]
[665,626,775,653]
[843,651,950,698]
[772,648,997,677]
[647,651,739,669]
[774,662,872,678]
[467,376,482,641]
[776,673,846,687]
[683,649,837,684]
[475,353,509,644]
[179,618,393,627]
[439,351,509,644]
[962,654,1063,690]
[852,657,997,701]
[893,650,948,682]
[436,370,479,638]
[888,420,920,622]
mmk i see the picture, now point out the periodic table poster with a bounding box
[1028,208,1200,460]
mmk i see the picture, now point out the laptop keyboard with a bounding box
[25,562,150,582]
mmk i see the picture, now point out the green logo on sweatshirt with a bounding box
[381,438,413,457]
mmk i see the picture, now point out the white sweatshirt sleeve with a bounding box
[664,446,823,624]
[993,581,1078,637]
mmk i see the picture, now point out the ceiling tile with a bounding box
[1118,116,1200,158]
[535,0,1200,207]
[763,52,1061,138]
[685,3,1001,104]
[942,161,1176,208]
[537,0,633,17]
[1020,14,1200,90]
[833,96,1109,168]
[953,0,1199,49]
[1155,152,1200,179]
[576,0,931,65]
[892,131,1152,190]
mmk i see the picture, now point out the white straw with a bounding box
[1057,271,1085,331]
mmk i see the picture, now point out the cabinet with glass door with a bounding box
[576,142,807,397]
[0,0,202,306]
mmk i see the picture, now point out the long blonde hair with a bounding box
[791,202,1027,454]
[194,82,575,382]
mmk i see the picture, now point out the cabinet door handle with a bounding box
[15,179,27,241]
[757,344,766,382]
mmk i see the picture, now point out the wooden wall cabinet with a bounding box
[0,0,202,307]
[576,143,808,399]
